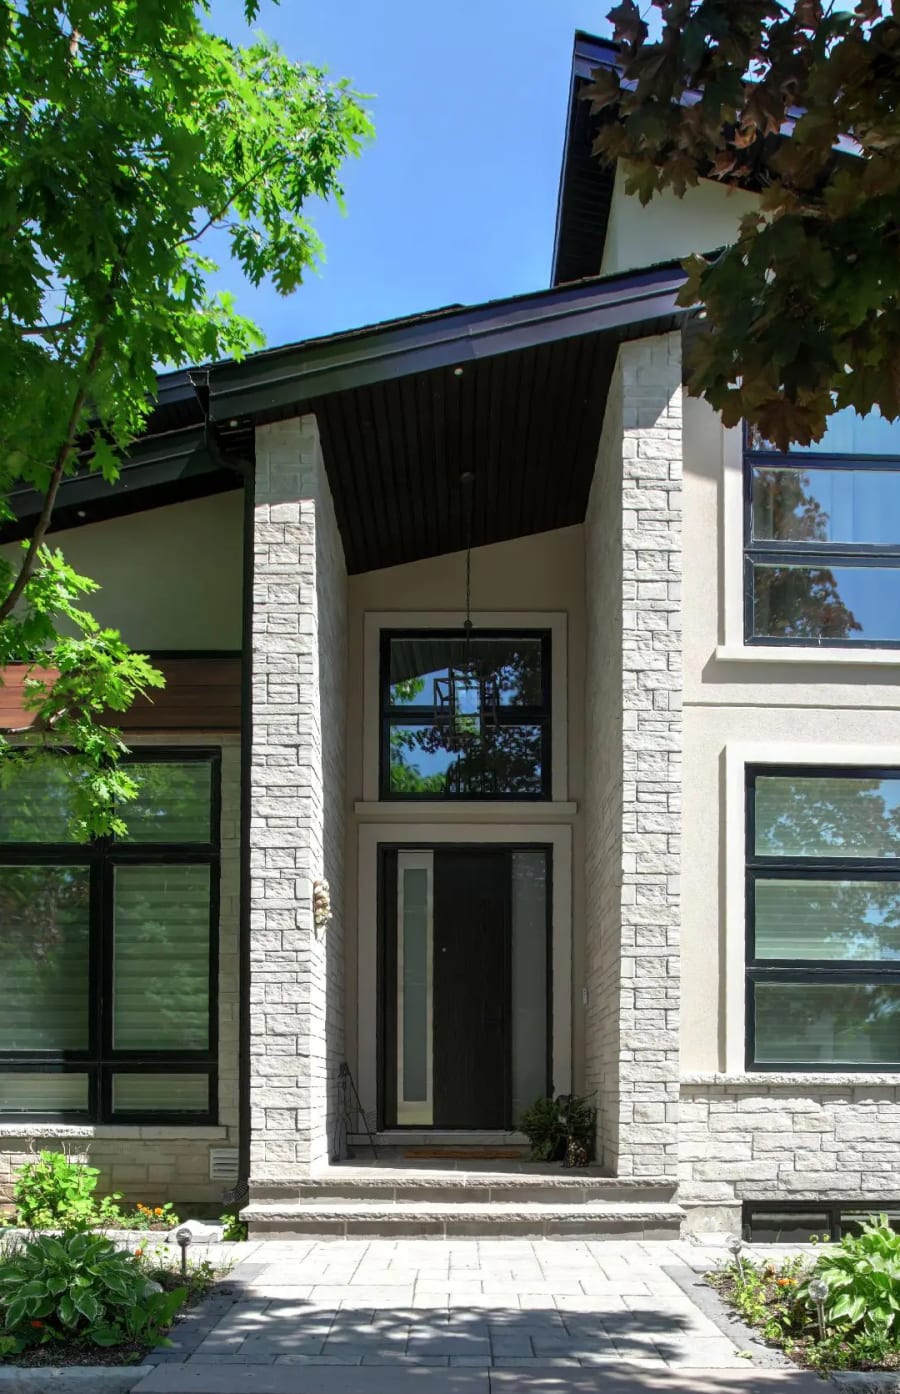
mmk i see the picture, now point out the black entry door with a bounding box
[432,849,510,1128]
[381,844,549,1132]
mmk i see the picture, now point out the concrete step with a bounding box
[249,1171,677,1207]
[242,1199,684,1239]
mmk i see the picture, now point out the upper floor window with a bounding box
[380,630,551,799]
[0,750,219,1123]
[744,408,900,646]
[746,766,900,1071]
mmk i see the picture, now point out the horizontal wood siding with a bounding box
[0,656,241,732]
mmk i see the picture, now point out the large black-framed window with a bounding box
[0,749,220,1124]
[746,765,900,1072]
[380,629,552,800]
[744,411,900,646]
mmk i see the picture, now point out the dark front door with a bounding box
[381,845,550,1131]
[433,849,510,1128]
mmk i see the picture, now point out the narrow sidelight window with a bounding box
[0,750,220,1122]
[744,409,900,646]
[746,766,900,1070]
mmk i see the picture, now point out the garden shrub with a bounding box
[709,1214,900,1373]
[13,1152,111,1231]
[518,1093,596,1165]
[0,1232,185,1353]
[798,1213,900,1340]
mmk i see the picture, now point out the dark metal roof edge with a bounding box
[550,33,620,288]
[207,263,688,421]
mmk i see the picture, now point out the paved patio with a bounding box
[137,1238,825,1392]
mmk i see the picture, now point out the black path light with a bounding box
[433,471,499,752]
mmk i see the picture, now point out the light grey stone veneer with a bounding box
[248,417,347,1184]
[680,1075,900,1231]
[585,332,683,1181]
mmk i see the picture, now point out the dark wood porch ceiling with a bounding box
[310,332,614,574]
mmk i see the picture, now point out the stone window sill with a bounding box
[716,645,900,668]
[681,1072,900,1087]
[0,1124,229,1140]
[354,801,578,820]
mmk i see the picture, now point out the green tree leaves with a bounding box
[0,1,371,835]
[589,1,900,449]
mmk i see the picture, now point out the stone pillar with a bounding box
[248,416,347,1185]
[584,332,682,1180]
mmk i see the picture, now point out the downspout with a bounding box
[188,368,254,1209]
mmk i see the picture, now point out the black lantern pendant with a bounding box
[433,472,499,752]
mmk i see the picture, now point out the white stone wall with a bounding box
[584,332,683,1180]
[584,364,624,1169]
[680,1076,900,1232]
[0,736,241,1207]
[249,416,347,1184]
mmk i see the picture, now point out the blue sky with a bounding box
[206,0,614,348]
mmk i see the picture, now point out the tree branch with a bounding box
[175,150,285,248]
[0,334,104,624]
[16,317,75,338]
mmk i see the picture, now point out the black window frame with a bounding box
[379,628,553,802]
[743,424,900,648]
[0,748,221,1125]
[743,1200,900,1244]
[745,763,900,1073]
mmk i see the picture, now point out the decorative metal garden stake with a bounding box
[725,1232,745,1278]
[808,1277,828,1342]
[176,1227,193,1280]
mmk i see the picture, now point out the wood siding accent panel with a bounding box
[0,657,241,732]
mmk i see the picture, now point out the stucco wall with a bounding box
[5,491,244,651]
[0,735,241,1208]
[679,386,900,1227]
[600,166,759,278]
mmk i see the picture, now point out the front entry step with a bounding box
[242,1198,684,1239]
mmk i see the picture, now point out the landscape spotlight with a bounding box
[808,1277,828,1341]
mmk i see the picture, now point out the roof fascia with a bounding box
[208,265,687,422]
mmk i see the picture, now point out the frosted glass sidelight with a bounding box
[397,852,433,1123]
[511,851,549,1121]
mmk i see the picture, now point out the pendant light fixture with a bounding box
[433,470,499,751]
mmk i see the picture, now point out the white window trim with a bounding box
[362,610,568,803]
[718,425,900,666]
[356,821,573,1121]
[725,739,900,1074]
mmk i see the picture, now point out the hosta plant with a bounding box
[797,1214,900,1339]
[0,1232,185,1351]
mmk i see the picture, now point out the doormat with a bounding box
[403,1148,525,1159]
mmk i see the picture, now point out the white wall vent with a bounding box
[209,1147,239,1183]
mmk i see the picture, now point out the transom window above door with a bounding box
[380,630,552,799]
[744,408,900,647]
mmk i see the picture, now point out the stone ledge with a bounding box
[0,1126,229,1141]
[0,1369,149,1393]
[831,1377,900,1392]
[681,1075,900,1089]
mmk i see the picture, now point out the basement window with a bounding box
[743,1202,900,1243]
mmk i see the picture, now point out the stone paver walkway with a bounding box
[136,1239,823,1390]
